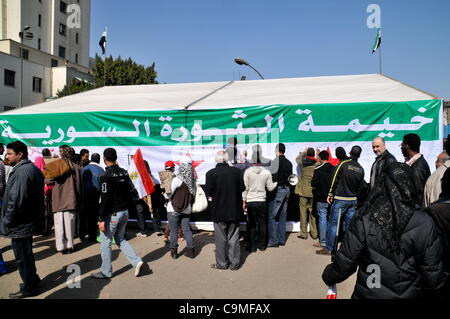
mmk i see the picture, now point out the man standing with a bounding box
[401,133,431,207]
[80,149,90,167]
[91,148,145,279]
[311,151,333,249]
[424,145,450,207]
[267,143,293,248]
[242,147,277,252]
[80,153,105,242]
[370,137,397,189]
[317,146,365,255]
[295,147,320,240]
[206,150,245,270]
[0,141,45,298]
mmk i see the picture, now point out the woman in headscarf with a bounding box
[322,162,445,298]
[168,163,196,259]
[45,146,82,254]
[34,157,53,236]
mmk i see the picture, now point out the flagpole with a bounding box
[379,43,382,74]
[104,27,107,87]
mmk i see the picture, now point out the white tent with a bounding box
[3,73,436,115]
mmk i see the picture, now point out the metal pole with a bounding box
[20,33,23,108]
[104,27,107,87]
[248,64,264,80]
[379,45,382,75]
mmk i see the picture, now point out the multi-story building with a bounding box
[0,0,92,111]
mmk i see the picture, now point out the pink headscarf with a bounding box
[34,156,45,173]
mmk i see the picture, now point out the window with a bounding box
[60,1,67,13]
[58,46,66,58]
[33,77,42,93]
[38,14,41,27]
[75,53,78,64]
[76,32,79,44]
[20,49,29,60]
[38,38,41,50]
[4,69,15,87]
[51,59,58,67]
[59,23,66,36]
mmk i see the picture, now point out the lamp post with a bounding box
[19,26,34,108]
[234,57,264,80]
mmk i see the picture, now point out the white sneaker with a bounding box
[134,261,144,277]
[136,232,148,238]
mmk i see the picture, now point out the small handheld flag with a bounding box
[371,28,381,54]
[128,149,155,199]
[326,285,337,299]
[99,29,107,55]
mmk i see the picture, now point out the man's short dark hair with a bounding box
[335,147,347,161]
[42,148,51,157]
[80,149,89,156]
[276,143,286,154]
[103,148,117,162]
[403,133,421,153]
[7,141,28,159]
[318,151,329,161]
[91,153,101,164]
[350,145,362,159]
[306,148,315,157]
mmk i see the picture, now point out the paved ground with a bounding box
[0,227,356,299]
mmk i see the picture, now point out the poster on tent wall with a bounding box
[0,99,443,229]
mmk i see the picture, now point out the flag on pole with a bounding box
[99,29,107,55]
[371,28,381,54]
[128,149,155,199]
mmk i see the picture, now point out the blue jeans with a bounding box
[268,186,290,246]
[326,199,357,253]
[100,210,142,278]
[168,211,194,249]
[316,202,329,248]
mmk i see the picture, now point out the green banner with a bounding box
[0,99,441,147]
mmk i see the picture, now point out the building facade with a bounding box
[0,0,91,110]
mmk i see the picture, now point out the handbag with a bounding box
[191,183,208,213]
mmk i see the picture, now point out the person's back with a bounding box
[323,163,444,299]
[333,159,365,199]
[82,163,105,199]
[99,164,133,218]
[243,166,277,202]
[311,162,333,203]
[295,150,319,198]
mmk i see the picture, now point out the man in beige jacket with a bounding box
[295,148,320,239]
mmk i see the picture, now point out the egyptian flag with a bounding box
[128,149,155,199]
[371,28,381,54]
[327,147,340,166]
[99,29,107,55]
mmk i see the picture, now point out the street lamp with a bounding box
[234,57,264,80]
[19,26,34,108]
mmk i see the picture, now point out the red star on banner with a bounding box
[174,152,204,180]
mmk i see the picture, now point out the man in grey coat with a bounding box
[0,141,45,299]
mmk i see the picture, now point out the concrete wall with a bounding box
[0,51,52,109]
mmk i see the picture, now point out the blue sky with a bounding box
[90,0,450,99]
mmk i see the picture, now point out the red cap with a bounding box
[165,160,175,168]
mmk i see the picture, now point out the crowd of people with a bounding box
[0,132,449,299]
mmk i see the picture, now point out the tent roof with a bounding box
[3,73,438,115]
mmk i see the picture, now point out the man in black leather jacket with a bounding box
[401,133,431,207]
[370,137,397,190]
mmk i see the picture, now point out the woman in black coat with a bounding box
[322,162,445,299]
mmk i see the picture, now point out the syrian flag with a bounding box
[128,149,155,199]
[371,28,381,54]
[99,29,107,55]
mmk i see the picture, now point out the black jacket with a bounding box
[269,155,293,188]
[0,160,45,239]
[370,150,397,189]
[311,162,333,203]
[322,209,445,299]
[329,159,365,199]
[98,165,135,222]
[205,163,245,223]
[410,155,431,207]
